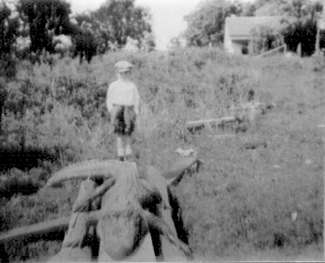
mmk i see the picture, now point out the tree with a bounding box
[73,30,97,63]
[0,3,19,57]
[73,13,105,56]
[141,31,155,52]
[254,0,287,15]
[0,3,19,131]
[0,3,19,78]
[254,0,323,56]
[16,0,72,54]
[92,0,153,50]
[0,78,8,134]
[280,0,323,56]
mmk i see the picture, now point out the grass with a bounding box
[0,48,323,261]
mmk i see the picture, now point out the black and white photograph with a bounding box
[0,0,323,261]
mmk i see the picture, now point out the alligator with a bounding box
[0,157,199,262]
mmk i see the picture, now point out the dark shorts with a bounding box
[113,105,136,136]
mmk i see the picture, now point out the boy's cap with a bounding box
[115,60,133,72]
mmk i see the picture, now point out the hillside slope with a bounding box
[0,49,324,261]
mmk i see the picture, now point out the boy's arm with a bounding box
[133,85,140,115]
[106,85,114,113]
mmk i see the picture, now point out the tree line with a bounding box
[1,0,324,78]
[0,0,154,76]
[181,0,324,56]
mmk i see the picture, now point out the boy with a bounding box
[106,60,140,161]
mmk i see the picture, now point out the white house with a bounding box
[224,16,283,55]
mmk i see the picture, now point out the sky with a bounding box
[67,0,252,50]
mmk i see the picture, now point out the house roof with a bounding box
[225,16,283,40]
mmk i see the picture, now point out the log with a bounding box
[186,116,237,132]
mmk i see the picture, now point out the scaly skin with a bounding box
[96,167,147,260]
[81,163,191,261]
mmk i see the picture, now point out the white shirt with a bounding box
[106,79,140,115]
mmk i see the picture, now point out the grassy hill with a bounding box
[0,48,324,261]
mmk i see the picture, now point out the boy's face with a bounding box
[121,70,131,75]
[118,70,131,78]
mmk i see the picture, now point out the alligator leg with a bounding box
[144,166,190,260]
[161,156,198,184]
[137,178,163,210]
[142,210,192,259]
[49,179,98,262]
[73,177,115,213]
[62,179,97,247]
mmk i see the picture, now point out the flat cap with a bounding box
[114,60,133,72]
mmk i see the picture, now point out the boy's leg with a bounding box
[124,135,133,158]
[110,105,122,133]
[124,106,136,134]
[123,106,132,133]
[122,106,135,160]
[116,136,125,161]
